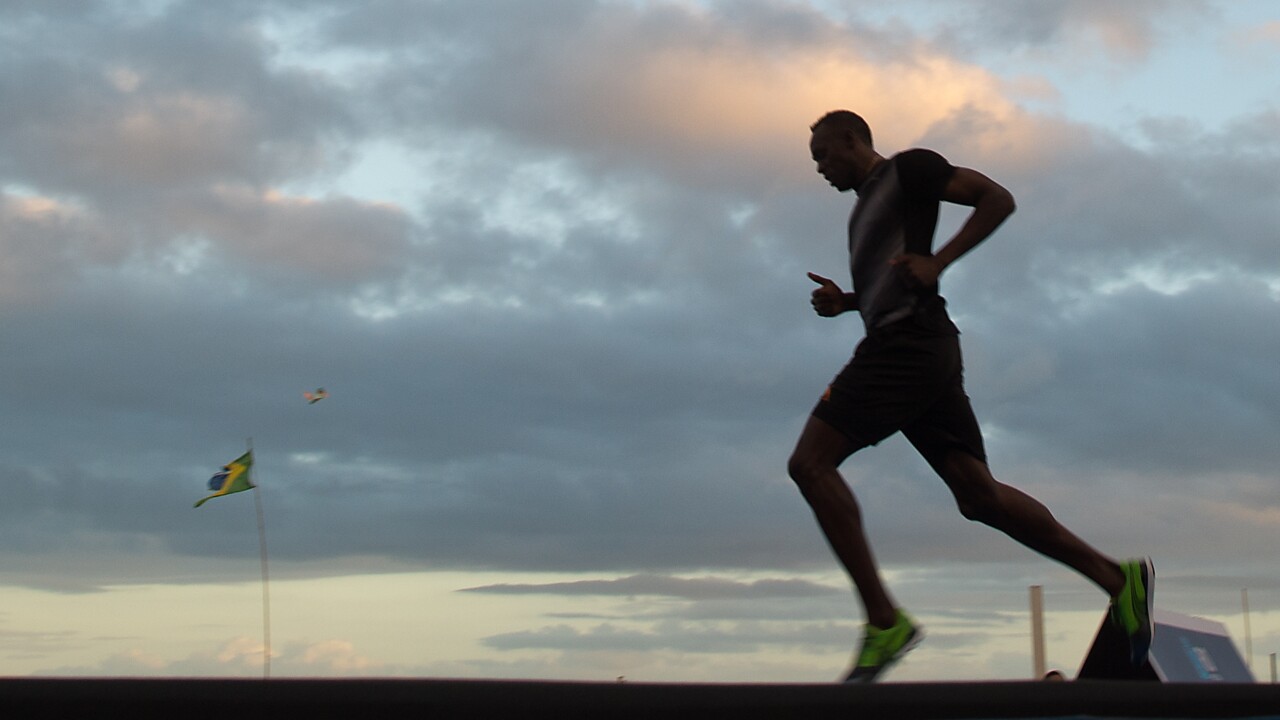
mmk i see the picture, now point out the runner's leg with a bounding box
[788,415,897,629]
[935,450,1124,595]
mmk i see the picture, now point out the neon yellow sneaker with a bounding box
[842,609,922,683]
[1110,557,1154,666]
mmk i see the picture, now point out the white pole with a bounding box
[1030,585,1046,679]
[249,438,271,679]
[1243,588,1253,671]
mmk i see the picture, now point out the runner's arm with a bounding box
[934,167,1016,270]
[891,167,1015,286]
[808,272,858,317]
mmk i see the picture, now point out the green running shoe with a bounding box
[1110,557,1154,666]
[843,609,922,683]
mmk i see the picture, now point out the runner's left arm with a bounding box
[892,168,1016,287]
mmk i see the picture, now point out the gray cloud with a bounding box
[913,0,1217,60]
[1,0,1278,628]
[1,3,356,196]
[461,574,843,599]
[482,619,853,654]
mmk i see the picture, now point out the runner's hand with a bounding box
[889,254,943,289]
[808,272,847,317]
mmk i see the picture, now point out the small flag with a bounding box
[194,450,255,508]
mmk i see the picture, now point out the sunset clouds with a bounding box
[1,0,1278,681]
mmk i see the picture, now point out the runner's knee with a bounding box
[787,452,832,490]
[942,454,1003,523]
[954,490,1000,523]
[787,453,815,486]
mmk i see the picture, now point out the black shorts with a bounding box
[811,320,987,469]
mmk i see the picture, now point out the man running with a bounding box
[788,109,1153,682]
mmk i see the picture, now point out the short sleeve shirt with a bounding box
[848,149,958,333]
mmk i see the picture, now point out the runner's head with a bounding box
[811,110,872,148]
[809,110,876,192]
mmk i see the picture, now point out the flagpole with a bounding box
[248,437,272,679]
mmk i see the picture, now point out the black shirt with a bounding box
[847,148,959,334]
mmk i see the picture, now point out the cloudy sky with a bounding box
[2,0,1279,683]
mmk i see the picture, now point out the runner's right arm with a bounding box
[807,272,858,317]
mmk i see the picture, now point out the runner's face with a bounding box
[810,126,858,192]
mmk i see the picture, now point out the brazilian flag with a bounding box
[194,451,255,508]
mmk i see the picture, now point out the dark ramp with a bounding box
[3,678,1280,719]
[1080,609,1256,683]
